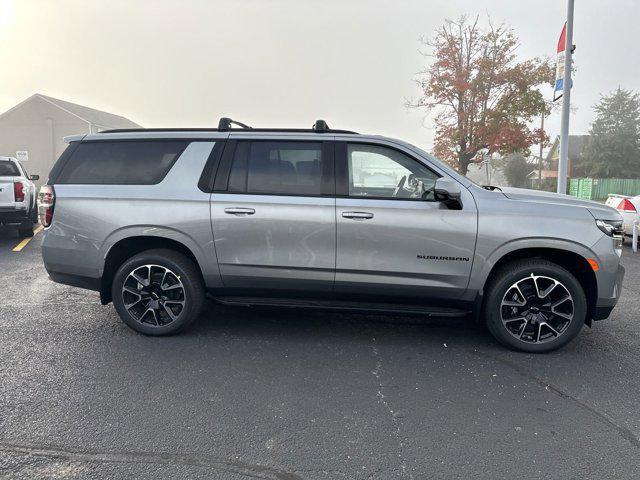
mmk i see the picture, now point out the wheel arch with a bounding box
[480,245,598,325]
[100,235,204,305]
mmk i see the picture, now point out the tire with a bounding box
[483,259,587,353]
[112,249,205,336]
[17,219,34,238]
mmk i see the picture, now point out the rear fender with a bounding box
[100,226,222,288]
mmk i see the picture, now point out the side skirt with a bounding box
[210,295,472,318]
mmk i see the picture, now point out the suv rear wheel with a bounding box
[112,249,205,335]
[483,259,587,353]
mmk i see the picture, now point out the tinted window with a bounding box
[56,141,188,185]
[48,142,79,184]
[348,144,439,200]
[227,142,249,192]
[0,161,20,176]
[229,141,323,195]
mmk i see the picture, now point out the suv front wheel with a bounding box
[483,259,587,353]
[112,249,205,335]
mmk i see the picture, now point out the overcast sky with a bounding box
[0,0,638,152]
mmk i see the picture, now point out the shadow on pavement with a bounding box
[0,224,20,239]
[183,300,497,350]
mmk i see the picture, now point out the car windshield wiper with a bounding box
[482,185,502,191]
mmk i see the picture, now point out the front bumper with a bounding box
[594,263,625,320]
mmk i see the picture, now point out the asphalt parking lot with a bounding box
[1,226,640,479]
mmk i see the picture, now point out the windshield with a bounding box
[397,141,481,187]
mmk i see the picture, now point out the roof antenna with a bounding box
[218,117,252,131]
[312,120,330,133]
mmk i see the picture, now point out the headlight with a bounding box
[596,219,623,237]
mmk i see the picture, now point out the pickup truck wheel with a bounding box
[17,220,34,238]
[112,249,205,336]
[483,259,587,353]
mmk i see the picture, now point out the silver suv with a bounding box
[39,119,625,352]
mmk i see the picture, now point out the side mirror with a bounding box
[29,175,39,181]
[434,178,462,209]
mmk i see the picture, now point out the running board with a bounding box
[212,296,471,317]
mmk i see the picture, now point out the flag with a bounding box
[554,23,572,101]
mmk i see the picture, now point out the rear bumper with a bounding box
[0,207,29,223]
[42,228,104,298]
[47,270,100,292]
[594,264,625,320]
[620,211,639,236]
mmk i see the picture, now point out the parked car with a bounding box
[605,194,640,236]
[39,119,625,353]
[0,156,39,237]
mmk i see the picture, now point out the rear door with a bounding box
[0,160,19,208]
[334,141,477,301]
[210,137,336,293]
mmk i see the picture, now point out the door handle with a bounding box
[224,207,255,216]
[342,211,374,220]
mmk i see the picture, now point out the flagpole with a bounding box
[557,0,574,194]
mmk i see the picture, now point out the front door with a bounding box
[335,142,477,301]
[211,139,336,293]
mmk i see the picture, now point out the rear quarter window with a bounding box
[0,161,20,176]
[56,141,188,185]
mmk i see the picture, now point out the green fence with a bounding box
[569,178,640,200]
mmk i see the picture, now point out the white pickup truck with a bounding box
[0,157,39,237]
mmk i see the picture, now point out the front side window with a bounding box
[229,141,323,195]
[347,144,439,199]
[56,141,188,185]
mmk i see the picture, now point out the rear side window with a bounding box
[56,141,188,185]
[228,141,324,195]
[0,161,20,176]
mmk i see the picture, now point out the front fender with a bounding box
[468,237,599,294]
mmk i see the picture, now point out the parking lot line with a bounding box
[12,225,44,252]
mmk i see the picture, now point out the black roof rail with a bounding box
[217,117,252,131]
[100,119,358,135]
[312,119,330,132]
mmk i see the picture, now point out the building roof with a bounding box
[547,135,590,161]
[0,93,141,129]
[527,169,558,179]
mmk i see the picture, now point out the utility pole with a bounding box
[484,152,491,185]
[557,0,574,194]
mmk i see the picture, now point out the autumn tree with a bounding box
[582,88,640,178]
[410,16,554,174]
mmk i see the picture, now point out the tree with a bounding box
[409,16,554,174]
[503,153,531,188]
[582,88,640,178]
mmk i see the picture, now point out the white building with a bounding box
[0,93,141,187]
